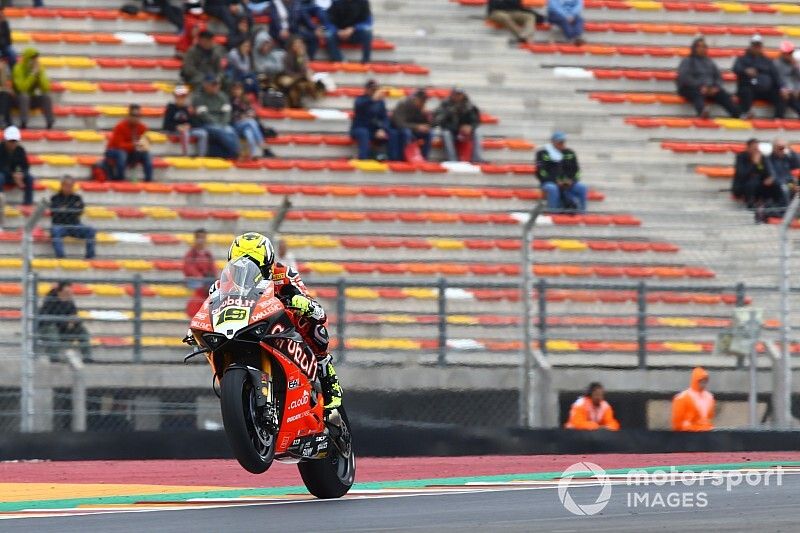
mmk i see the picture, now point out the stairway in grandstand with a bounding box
[0,0,797,368]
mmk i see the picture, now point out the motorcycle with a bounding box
[183,256,355,498]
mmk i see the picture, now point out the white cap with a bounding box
[4,125,20,141]
[751,33,763,44]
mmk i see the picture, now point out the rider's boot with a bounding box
[318,354,342,411]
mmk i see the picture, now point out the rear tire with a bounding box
[220,367,275,474]
[298,407,356,498]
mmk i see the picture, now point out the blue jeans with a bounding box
[547,11,584,40]
[326,27,372,63]
[541,181,588,212]
[234,118,264,157]
[51,224,96,259]
[104,149,153,182]
[0,170,33,204]
[350,126,400,160]
[441,129,484,162]
[204,125,240,158]
[398,127,432,159]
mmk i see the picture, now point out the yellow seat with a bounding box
[39,179,60,191]
[64,56,97,68]
[30,258,56,269]
[282,235,309,248]
[200,182,235,194]
[88,284,125,296]
[96,105,129,117]
[663,341,703,352]
[713,1,747,12]
[11,31,30,43]
[307,262,344,274]
[402,288,437,299]
[152,82,175,93]
[150,285,191,298]
[308,236,340,248]
[40,154,77,166]
[198,157,232,170]
[144,131,167,143]
[448,315,479,325]
[349,159,388,172]
[546,339,579,351]
[387,338,422,350]
[57,259,90,270]
[84,206,116,219]
[773,3,800,14]
[141,207,178,219]
[95,232,117,244]
[38,56,66,67]
[142,311,186,321]
[163,157,202,169]
[626,0,662,9]
[345,287,379,299]
[61,81,98,93]
[382,314,416,324]
[386,87,405,99]
[68,130,105,142]
[430,239,465,250]
[3,206,20,218]
[240,210,273,220]
[715,118,752,130]
[207,233,234,245]
[120,259,154,271]
[657,317,697,328]
[779,26,800,37]
[234,183,265,195]
[141,336,184,347]
[550,239,588,251]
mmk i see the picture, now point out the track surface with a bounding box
[2,453,799,532]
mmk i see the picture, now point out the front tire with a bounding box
[298,407,356,498]
[220,367,275,474]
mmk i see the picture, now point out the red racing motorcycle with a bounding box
[183,256,355,498]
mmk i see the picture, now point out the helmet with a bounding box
[228,232,275,276]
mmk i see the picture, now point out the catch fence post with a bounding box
[776,195,800,428]
[637,281,647,369]
[132,275,142,363]
[520,203,545,428]
[437,276,447,366]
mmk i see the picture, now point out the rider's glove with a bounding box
[291,295,311,314]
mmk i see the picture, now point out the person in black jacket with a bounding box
[487,0,536,44]
[36,281,92,362]
[733,35,785,119]
[677,37,739,118]
[49,175,95,259]
[163,85,208,156]
[325,0,373,63]
[0,125,32,204]
[732,138,785,209]
[433,88,485,162]
[0,7,15,67]
[204,0,252,40]
[535,131,588,213]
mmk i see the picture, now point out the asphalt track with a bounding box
[2,473,798,533]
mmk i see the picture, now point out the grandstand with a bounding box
[0,0,798,432]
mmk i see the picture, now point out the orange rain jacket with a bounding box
[565,395,620,431]
[671,367,715,431]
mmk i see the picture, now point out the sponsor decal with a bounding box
[288,391,310,410]
[317,441,327,451]
[286,411,309,423]
[291,438,301,446]
[217,296,256,309]
[273,273,286,281]
[288,379,300,390]
[302,446,313,457]
[215,307,249,326]
[315,435,327,442]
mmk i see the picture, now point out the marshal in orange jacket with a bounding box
[671,367,715,432]
[565,396,620,431]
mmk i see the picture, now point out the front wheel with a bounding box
[298,406,356,498]
[220,367,275,474]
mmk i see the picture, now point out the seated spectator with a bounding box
[350,79,398,160]
[391,89,432,162]
[434,88,484,163]
[535,131,588,213]
[0,57,12,128]
[677,37,740,118]
[326,0,373,64]
[192,75,241,159]
[204,0,252,40]
[734,35,784,119]
[142,0,184,32]
[564,382,620,431]
[12,47,53,129]
[487,0,536,44]
[253,28,286,81]
[269,0,324,59]
[49,176,95,259]
[229,81,270,159]
[767,137,799,200]
[547,0,584,46]
[175,1,206,58]
[105,104,153,182]
[37,281,91,363]
[180,30,225,87]
[277,36,323,109]
[0,125,31,204]
[163,85,208,157]
[183,228,215,289]
[227,38,258,95]
[732,138,784,210]
[226,15,254,50]
[0,6,16,67]
[776,40,800,117]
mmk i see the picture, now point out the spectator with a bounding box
[677,37,740,118]
[142,0,184,32]
[547,0,584,46]
[105,104,153,182]
[564,382,620,431]
[486,0,536,44]
[227,38,258,94]
[192,75,241,159]
[350,79,398,160]
[162,85,208,157]
[49,176,95,259]
[37,281,91,363]
[12,47,52,129]
[230,81,269,159]
[226,15,254,50]
[183,228,216,289]
[775,40,800,117]
[180,30,225,87]
[0,57,12,128]
[175,1,207,58]
[767,137,799,200]
[734,35,784,119]
[0,125,31,204]
[671,367,714,432]
[0,6,16,67]
[391,89,432,161]
[326,0,373,64]
[268,0,324,59]
[253,28,286,80]
[277,36,323,108]
[434,88,484,163]
[732,138,783,209]
[535,131,588,213]
[204,0,251,40]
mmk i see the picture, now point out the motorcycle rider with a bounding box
[213,232,343,410]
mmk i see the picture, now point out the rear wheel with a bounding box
[298,406,356,498]
[220,367,275,474]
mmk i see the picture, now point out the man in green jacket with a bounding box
[12,47,53,129]
[191,75,240,158]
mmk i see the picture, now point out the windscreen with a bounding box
[217,256,263,300]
